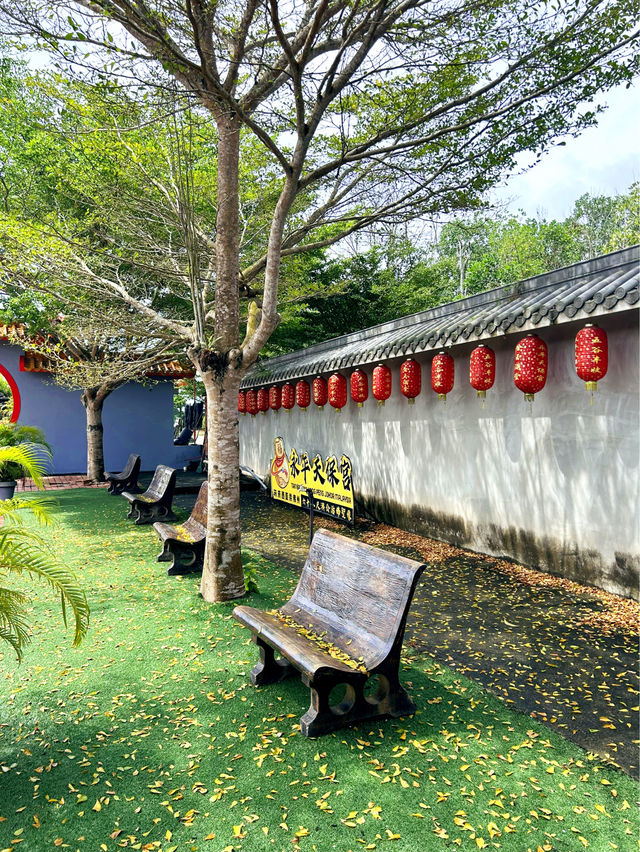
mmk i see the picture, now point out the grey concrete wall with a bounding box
[0,343,194,474]
[240,313,639,600]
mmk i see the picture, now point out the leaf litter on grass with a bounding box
[0,489,637,852]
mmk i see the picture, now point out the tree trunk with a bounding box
[199,369,245,602]
[198,113,245,603]
[82,390,105,482]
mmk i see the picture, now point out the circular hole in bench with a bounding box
[364,674,389,705]
[329,683,356,716]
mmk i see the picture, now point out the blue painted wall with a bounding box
[0,343,195,474]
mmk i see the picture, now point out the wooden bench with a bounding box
[233,529,425,737]
[122,464,177,525]
[154,480,207,574]
[105,453,141,495]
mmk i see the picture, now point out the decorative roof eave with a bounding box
[241,245,639,389]
[0,323,27,341]
[18,351,195,380]
[2,323,196,380]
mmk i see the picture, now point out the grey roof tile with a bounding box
[242,245,639,388]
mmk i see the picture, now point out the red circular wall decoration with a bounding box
[0,364,21,423]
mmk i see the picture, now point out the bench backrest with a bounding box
[281,529,425,672]
[186,481,208,530]
[146,465,176,500]
[120,454,141,479]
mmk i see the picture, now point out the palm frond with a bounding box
[0,586,31,661]
[0,444,89,661]
[0,495,56,526]
[0,541,90,649]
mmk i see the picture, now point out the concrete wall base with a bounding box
[359,492,639,601]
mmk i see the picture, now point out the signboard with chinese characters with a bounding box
[270,436,354,525]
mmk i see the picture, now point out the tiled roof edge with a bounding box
[241,245,638,387]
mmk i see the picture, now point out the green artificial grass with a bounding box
[0,488,637,852]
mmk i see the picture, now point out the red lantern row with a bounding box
[238,326,608,413]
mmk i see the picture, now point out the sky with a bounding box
[493,83,640,221]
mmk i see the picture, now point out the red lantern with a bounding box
[400,358,421,404]
[575,324,608,396]
[514,334,547,401]
[269,385,282,412]
[350,369,368,407]
[432,352,454,401]
[372,364,392,405]
[296,379,311,411]
[281,383,295,411]
[328,373,347,412]
[470,345,496,400]
[238,391,246,416]
[257,387,269,415]
[245,388,258,416]
[313,376,328,409]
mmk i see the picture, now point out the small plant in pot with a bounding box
[0,423,52,499]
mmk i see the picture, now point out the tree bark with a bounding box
[199,368,245,602]
[198,112,246,603]
[81,389,105,482]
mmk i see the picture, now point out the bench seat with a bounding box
[234,606,361,680]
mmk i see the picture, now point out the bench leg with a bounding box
[134,504,176,526]
[133,505,152,525]
[154,505,177,523]
[157,542,173,563]
[300,669,416,737]
[167,547,204,576]
[126,504,138,521]
[382,670,416,719]
[250,637,296,686]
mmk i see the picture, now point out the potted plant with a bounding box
[0,423,52,500]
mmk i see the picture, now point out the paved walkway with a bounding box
[236,491,640,780]
[16,474,108,492]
